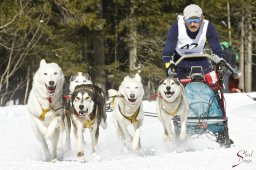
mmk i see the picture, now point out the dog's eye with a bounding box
[163,83,166,85]
[54,72,57,75]
[135,87,139,89]
[85,97,90,100]
[76,97,80,100]
[83,80,87,82]
[171,82,175,85]
[126,87,130,89]
[75,80,78,83]
[44,73,47,75]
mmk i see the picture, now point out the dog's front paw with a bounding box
[77,151,84,157]
[163,134,170,142]
[92,153,101,161]
[132,140,141,151]
[100,121,108,129]
[179,132,186,140]
[50,158,58,163]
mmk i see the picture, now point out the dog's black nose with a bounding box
[49,81,54,86]
[130,94,135,98]
[79,105,84,110]
[166,86,171,91]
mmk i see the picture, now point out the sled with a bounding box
[171,54,236,148]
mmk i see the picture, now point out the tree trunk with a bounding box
[89,1,106,92]
[244,14,252,92]
[239,16,244,91]
[23,66,31,104]
[129,1,138,72]
[93,31,106,92]
[227,2,232,44]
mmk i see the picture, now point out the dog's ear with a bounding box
[40,59,47,67]
[134,73,141,82]
[82,73,92,81]
[174,78,180,86]
[70,75,75,82]
[159,79,165,85]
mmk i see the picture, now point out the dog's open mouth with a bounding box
[45,84,56,95]
[128,98,137,103]
[78,109,90,119]
[79,108,88,115]
[164,91,174,98]
[79,110,86,115]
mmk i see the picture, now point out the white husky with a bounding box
[27,59,65,161]
[108,73,144,151]
[156,77,188,141]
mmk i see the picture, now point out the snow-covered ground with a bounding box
[0,93,256,170]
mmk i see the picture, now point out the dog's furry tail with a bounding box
[107,89,118,109]
[108,89,118,97]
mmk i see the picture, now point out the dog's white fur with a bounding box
[156,77,188,141]
[27,59,65,161]
[108,73,144,150]
[68,84,107,159]
[64,72,93,151]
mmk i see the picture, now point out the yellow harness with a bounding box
[38,100,63,121]
[38,97,53,121]
[39,108,51,121]
[118,105,140,124]
[163,96,182,116]
[168,108,178,116]
[84,106,98,128]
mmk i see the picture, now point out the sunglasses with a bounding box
[186,18,201,24]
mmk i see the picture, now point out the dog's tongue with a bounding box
[46,86,56,95]
[165,91,174,98]
[48,89,55,94]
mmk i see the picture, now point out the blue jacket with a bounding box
[162,21,224,71]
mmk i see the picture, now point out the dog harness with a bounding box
[39,97,52,121]
[168,108,178,116]
[161,96,182,116]
[39,97,63,121]
[84,113,97,128]
[118,105,140,124]
[39,108,51,121]
[84,106,98,128]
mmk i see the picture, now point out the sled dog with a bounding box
[69,72,92,94]
[156,76,188,141]
[27,59,65,161]
[108,73,144,150]
[68,84,107,158]
[64,72,93,150]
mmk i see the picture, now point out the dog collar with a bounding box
[118,105,140,124]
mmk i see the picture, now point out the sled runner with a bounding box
[170,54,236,148]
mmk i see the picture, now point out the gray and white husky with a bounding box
[67,84,107,159]
[156,77,188,141]
[64,72,93,151]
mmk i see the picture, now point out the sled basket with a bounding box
[184,81,225,134]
